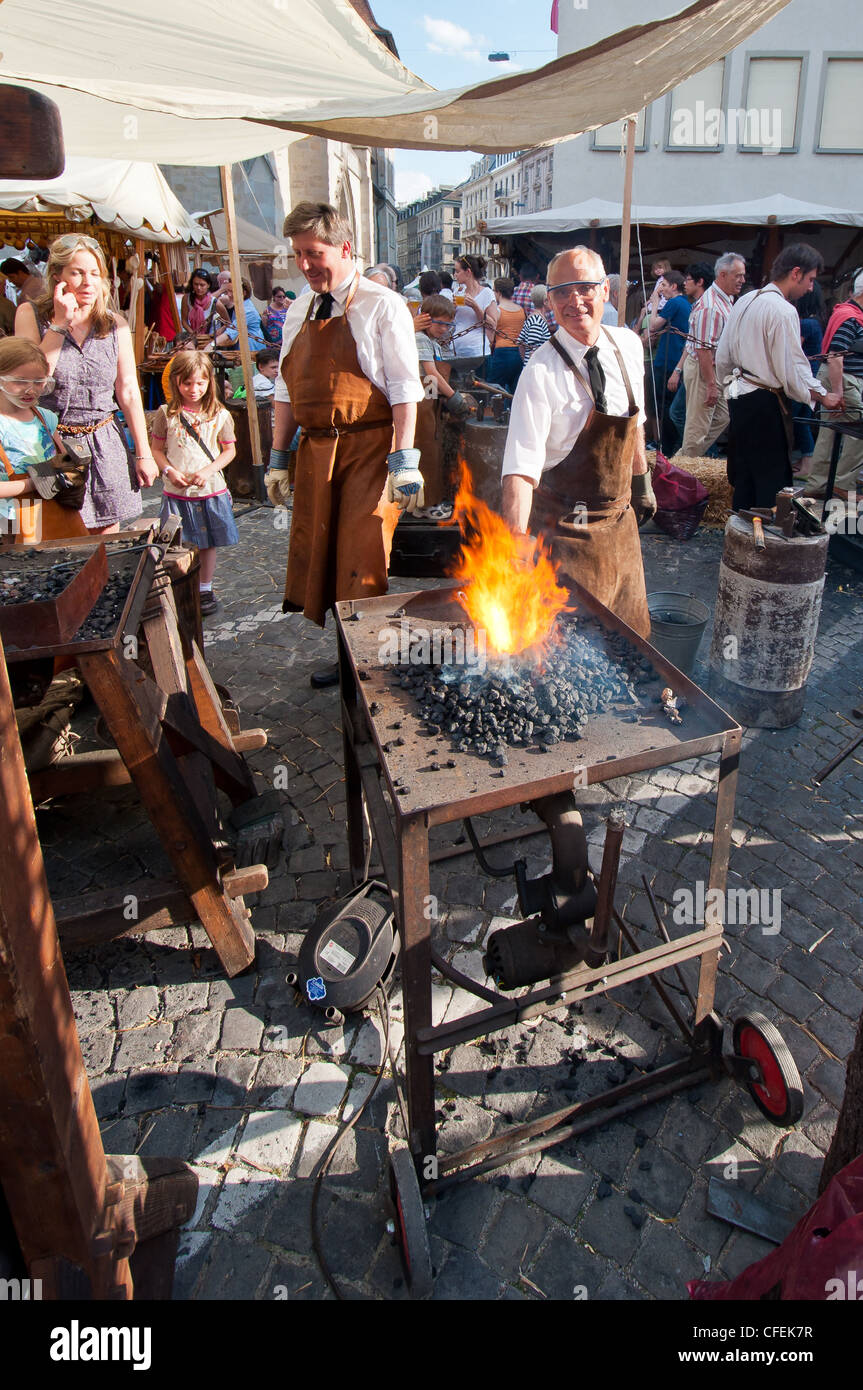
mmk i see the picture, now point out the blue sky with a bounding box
[370,2,559,204]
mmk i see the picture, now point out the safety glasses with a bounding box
[548,280,607,300]
[0,374,56,393]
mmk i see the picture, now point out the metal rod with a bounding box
[426,1062,712,1192]
[814,727,863,783]
[641,873,697,1008]
[430,946,503,1006]
[462,815,519,878]
[613,909,693,1043]
[429,822,546,865]
[591,806,625,954]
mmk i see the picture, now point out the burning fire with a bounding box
[448,463,570,658]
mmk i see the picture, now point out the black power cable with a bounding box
[309,984,392,1299]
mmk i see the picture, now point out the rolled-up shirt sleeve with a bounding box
[501,360,555,485]
[377,297,423,406]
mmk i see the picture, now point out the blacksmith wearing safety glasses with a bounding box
[501,247,656,639]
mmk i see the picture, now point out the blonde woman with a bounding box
[15,233,157,533]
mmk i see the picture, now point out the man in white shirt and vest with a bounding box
[715,243,843,512]
[269,203,424,686]
[501,247,656,639]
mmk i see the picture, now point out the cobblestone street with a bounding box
[45,494,863,1302]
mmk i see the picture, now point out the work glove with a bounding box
[631,470,657,526]
[26,458,67,500]
[266,446,293,507]
[385,447,424,513]
[53,449,90,510]
[444,390,472,418]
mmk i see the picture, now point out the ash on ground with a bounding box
[390,617,656,763]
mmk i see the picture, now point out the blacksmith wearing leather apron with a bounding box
[529,327,651,639]
[281,275,400,628]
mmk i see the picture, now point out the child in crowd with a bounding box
[150,350,238,616]
[0,337,87,544]
[253,348,280,397]
[415,295,470,416]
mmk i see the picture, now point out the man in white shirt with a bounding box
[502,247,656,638]
[269,202,423,685]
[679,252,746,457]
[715,243,843,511]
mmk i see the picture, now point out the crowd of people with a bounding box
[2,214,861,637]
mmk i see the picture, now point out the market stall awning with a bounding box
[486,195,863,237]
[0,157,210,243]
[0,0,791,161]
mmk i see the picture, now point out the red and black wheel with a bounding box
[388,1148,433,1299]
[732,1013,804,1127]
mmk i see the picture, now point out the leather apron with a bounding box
[530,328,651,639]
[414,359,450,507]
[281,275,399,627]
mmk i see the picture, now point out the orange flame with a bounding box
[447,462,570,658]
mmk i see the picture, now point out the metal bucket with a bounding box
[708,514,828,728]
[647,591,710,675]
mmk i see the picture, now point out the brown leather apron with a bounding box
[530,328,651,639]
[414,359,450,507]
[281,275,399,626]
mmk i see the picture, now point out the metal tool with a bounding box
[706,1177,794,1245]
[738,508,772,550]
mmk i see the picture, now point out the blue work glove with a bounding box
[385,447,424,513]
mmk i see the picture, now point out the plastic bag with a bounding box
[651,453,709,512]
[689,1155,863,1300]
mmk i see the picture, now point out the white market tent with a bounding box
[0,157,209,244]
[0,0,791,160]
[0,0,794,467]
[487,195,863,237]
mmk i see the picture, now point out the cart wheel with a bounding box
[389,1148,433,1299]
[733,1013,804,1126]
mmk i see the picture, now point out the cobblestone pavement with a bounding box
[44,493,863,1301]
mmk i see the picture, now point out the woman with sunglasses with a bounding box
[15,234,157,534]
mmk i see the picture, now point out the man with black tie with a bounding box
[501,247,655,638]
[269,202,423,686]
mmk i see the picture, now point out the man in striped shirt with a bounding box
[680,252,746,456]
[514,263,557,331]
[801,271,863,499]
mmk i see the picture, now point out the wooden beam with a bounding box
[618,117,637,327]
[220,165,264,478]
[0,632,132,1299]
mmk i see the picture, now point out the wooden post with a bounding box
[618,116,637,327]
[133,236,147,365]
[220,165,264,476]
[0,631,131,1299]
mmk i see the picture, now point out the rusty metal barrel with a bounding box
[708,514,829,727]
[458,419,507,512]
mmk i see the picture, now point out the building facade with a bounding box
[553,0,863,211]
[460,148,554,271]
[397,187,461,281]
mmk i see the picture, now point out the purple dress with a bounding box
[41,320,141,528]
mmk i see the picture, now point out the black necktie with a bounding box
[315,292,334,321]
[583,344,608,413]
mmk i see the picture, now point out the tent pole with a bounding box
[220,165,264,489]
[133,237,147,364]
[618,116,637,327]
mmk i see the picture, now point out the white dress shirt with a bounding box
[502,324,646,485]
[273,267,423,408]
[715,286,827,406]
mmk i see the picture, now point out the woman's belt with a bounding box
[58,414,115,436]
[301,418,392,439]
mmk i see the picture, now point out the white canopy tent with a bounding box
[0,157,209,244]
[0,0,793,470]
[488,195,863,237]
[0,0,790,160]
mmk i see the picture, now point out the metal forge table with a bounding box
[335,580,801,1295]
